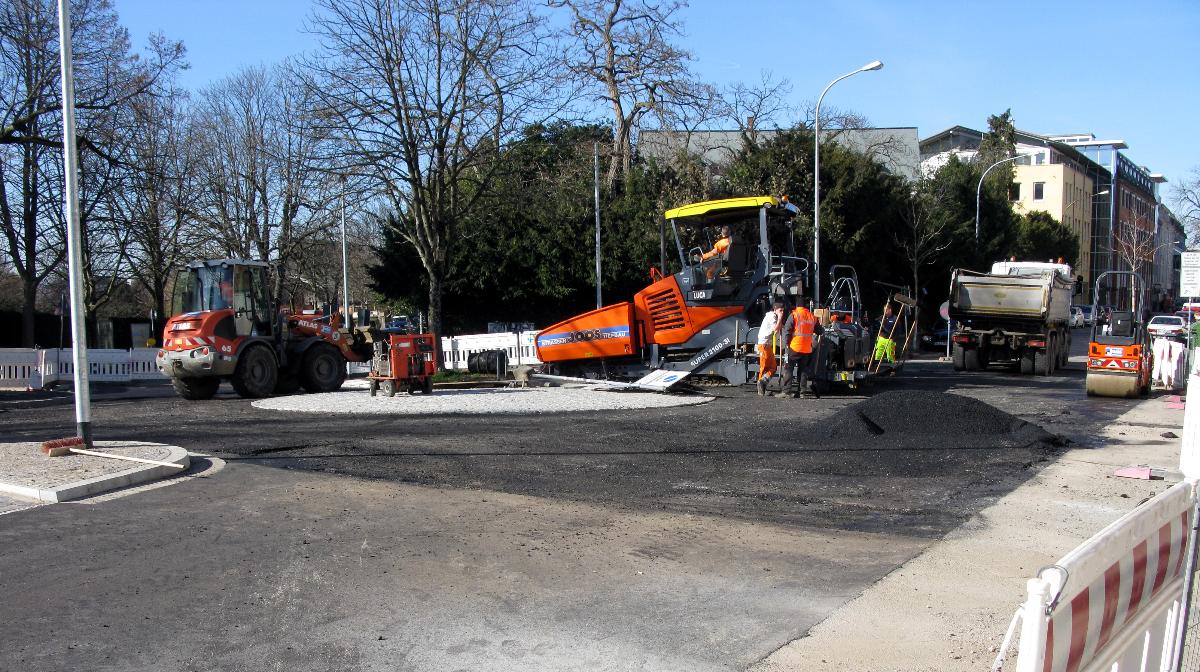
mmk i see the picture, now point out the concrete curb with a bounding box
[0,445,190,503]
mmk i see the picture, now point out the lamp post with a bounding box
[975,153,1027,245]
[813,59,882,305]
[340,174,351,331]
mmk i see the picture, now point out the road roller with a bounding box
[1085,271,1150,398]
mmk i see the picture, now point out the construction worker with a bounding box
[756,301,785,396]
[873,303,899,363]
[779,299,824,398]
[701,225,732,262]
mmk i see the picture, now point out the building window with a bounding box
[1010,183,1021,201]
[1034,182,1045,200]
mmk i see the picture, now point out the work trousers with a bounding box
[756,344,777,381]
[780,349,813,395]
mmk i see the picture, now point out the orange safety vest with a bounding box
[789,306,817,353]
[702,236,731,261]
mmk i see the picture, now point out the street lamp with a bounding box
[813,59,882,305]
[974,153,1028,244]
[340,174,351,332]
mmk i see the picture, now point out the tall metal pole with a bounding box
[813,60,882,307]
[594,142,602,309]
[57,0,92,445]
[340,174,351,331]
[975,154,1026,245]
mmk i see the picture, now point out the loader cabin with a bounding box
[171,259,273,338]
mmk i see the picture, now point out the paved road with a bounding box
[0,330,1145,671]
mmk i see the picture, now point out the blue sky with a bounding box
[115,0,1199,202]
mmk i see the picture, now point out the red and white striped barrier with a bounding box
[999,480,1196,672]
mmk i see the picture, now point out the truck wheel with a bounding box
[301,343,346,393]
[964,347,981,371]
[1034,347,1051,376]
[952,344,966,371]
[231,346,279,398]
[172,376,220,400]
[1020,351,1035,375]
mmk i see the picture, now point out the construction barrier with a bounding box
[995,481,1197,672]
[0,348,164,389]
[440,331,539,371]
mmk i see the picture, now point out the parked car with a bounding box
[1147,315,1187,339]
[1080,304,1094,326]
[1070,306,1084,328]
[919,318,958,352]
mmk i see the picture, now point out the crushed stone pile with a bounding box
[828,390,1058,447]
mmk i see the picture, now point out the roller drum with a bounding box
[1085,371,1140,398]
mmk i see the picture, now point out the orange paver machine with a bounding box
[535,196,810,391]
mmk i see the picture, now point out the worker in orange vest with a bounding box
[701,225,732,261]
[779,299,824,398]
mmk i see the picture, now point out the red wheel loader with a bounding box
[156,259,372,400]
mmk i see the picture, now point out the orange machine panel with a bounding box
[632,276,743,346]
[536,302,638,363]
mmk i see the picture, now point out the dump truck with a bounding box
[157,259,372,400]
[534,196,810,391]
[948,260,1073,375]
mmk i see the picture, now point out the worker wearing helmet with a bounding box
[779,299,824,398]
[755,301,786,396]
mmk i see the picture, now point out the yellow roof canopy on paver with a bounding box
[663,196,779,222]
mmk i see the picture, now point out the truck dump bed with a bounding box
[948,267,1072,324]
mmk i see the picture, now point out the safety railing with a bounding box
[440,331,540,371]
[0,348,165,389]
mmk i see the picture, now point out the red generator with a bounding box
[368,333,437,397]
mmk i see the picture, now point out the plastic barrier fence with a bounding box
[996,480,1197,672]
[440,331,540,371]
[0,348,165,389]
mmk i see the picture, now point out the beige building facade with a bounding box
[1011,161,1095,293]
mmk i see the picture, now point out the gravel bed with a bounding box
[251,384,713,415]
[0,441,176,489]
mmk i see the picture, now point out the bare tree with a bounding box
[1113,214,1158,281]
[303,0,561,347]
[1173,167,1200,243]
[189,65,339,302]
[551,0,697,186]
[0,0,183,345]
[719,71,793,147]
[893,178,954,309]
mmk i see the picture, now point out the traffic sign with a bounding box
[1182,251,1200,297]
[939,300,950,320]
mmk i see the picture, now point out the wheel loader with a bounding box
[157,259,372,400]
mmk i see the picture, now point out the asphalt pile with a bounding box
[827,390,1060,449]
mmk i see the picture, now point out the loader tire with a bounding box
[172,376,219,400]
[231,346,278,399]
[301,343,345,393]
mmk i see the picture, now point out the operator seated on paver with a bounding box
[756,301,786,397]
[873,303,899,363]
[691,225,732,282]
[778,299,824,398]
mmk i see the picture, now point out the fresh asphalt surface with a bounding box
[0,332,1152,671]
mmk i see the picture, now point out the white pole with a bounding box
[1182,373,1200,479]
[340,174,351,330]
[594,142,602,309]
[57,0,92,446]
